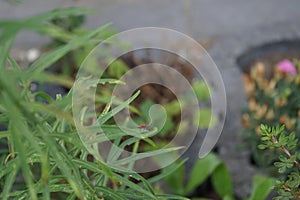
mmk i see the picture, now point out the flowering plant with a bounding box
[242,59,300,168]
[277,60,297,75]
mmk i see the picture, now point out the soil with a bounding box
[119,49,196,103]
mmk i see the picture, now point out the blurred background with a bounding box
[1,0,300,48]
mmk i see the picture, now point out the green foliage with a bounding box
[164,160,186,195]
[41,8,117,78]
[136,100,174,138]
[134,88,216,153]
[211,163,233,199]
[192,81,210,102]
[259,124,300,199]
[0,7,186,200]
[164,153,234,199]
[246,175,275,200]
[197,109,217,129]
[242,61,300,168]
[163,100,181,118]
[185,153,222,195]
[107,59,130,79]
[164,153,274,200]
[50,11,85,32]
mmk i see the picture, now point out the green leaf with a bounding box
[223,195,235,200]
[0,37,15,69]
[107,59,129,79]
[140,100,154,117]
[2,162,19,200]
[1,86,38,200]
[0,8,91,43]
[36,23,74,42]
[98,91,140,125]
[192,81,210,102]
[0,130,9,139]
[113,173,156,199]
[196,108,217,129]
[111,146,183,166]
[157,117,174,136]
[248,175,275,200]
[211,163,234,198]
[95,186,127,200]
[148,158,187,184]
[185,153,221,194]
[257,144,267,150]
[163,100,181,117]
[36,126,85,199]
[164,160,186,195]
[156,194,189,200]
[190,198,211,200]
[26,23,111,79]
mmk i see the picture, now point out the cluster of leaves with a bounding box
[0,6,276,200]
[164,153,234,199]
[133,81,214,151]
[0,8,189,200]
[43,9,118,78]
[259,125,300,199]
[242,61,300,167]
[164,153,274,200]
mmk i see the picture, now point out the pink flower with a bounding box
[277,60,297,75]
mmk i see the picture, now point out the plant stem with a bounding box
[271,136,300,168]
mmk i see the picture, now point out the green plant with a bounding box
[163,153,274,200]
[0,8,189,200]
[132,80,216,152]
[259,124,300,199]
[164,153,234,199]
[242,60,300,168]
[245,175,275,200]
[43,9,117,78]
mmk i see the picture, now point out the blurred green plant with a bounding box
[164,153,234,199]
[245,175,275,200]
[0,7,188,200]
[163,153,274,200]
[132,80,215,152]
[259,124,300,199]
[43,9,117,78]
[242,60,300,168]
[192,81,210,102]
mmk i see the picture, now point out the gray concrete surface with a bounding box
[1,0,300,47]
[2,0,300,198]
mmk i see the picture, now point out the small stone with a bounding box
[27,48,40,62]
